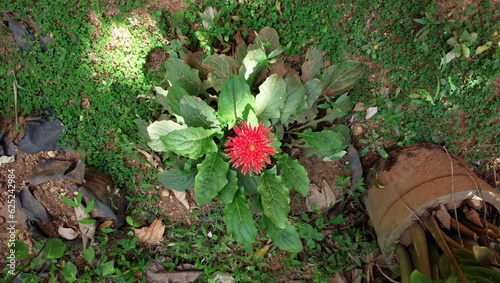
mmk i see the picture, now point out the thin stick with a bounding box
[13,80,19,126]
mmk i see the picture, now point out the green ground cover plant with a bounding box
[1,0,498,281]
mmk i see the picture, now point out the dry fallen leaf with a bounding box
[147,260,202,283]
[58,226,78,240]
[134,219,165,245]
[465,209,484,228]
[75,205,96,250]
[436,204,451,230]
[254,245,271,259]
[365,106,378,120]
[172,190,190,210]
[306,180,337,212]
[210,273,235,283]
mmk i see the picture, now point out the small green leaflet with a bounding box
[179,95,219,128]
[217,75,256,128]
[262,216,302,253]
[258,169,290,229]
[164,59,203,96]
[61,195,79,208]
[161,127,218,159]
[84,199,95,214]
[194,151,229,205]
[255,74,286,122]
[223,189,257,244]
[295,129,343,152]
[83,247,95,262]
[277,155,309,197]
[158,169,196,192]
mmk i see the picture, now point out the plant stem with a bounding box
[409,223,432,278]
[421,214,469,283]
[395,243,413,283]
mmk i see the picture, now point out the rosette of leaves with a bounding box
[138,27,364,251]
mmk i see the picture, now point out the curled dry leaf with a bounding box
[306,180,337,212]
[75,205,96,250]
[436,204,452,230]
[465,209,484,228]
[147,260,202,283]
[134,219,165,245]
[58,226,78,240]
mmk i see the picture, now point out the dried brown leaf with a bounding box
[465,209,484,228]
[436,204,452,230]
[134,219,165,245]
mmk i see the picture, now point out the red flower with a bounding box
[224,121,277,175]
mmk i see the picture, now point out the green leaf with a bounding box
[295,129,343,152]
[223,189,257,244]
[77,219,97,225]
[321,61,365,97]
[194,151,229,205]
[13,241,29,259]
[164,59,202,96]
[258,169,290,229]
[126,216,141,227]
[304,78,323,107]
[179,95,219,128]
[218,169,239,204]
[166,85,190,117]
[301,48,326,82]
[83,247,95,262]
[158,169,196,192]
[84,199,95,214]
[61,261,77,282]
[76,192,83,205]
[45,238,66,259]
[462,46,470,58]
[61,195,79,208]
[217,75,255,128]
[238,173,262,196]
[447,37,458,46]
[277,155,309,197]
[410,270,434,283]
[280,75,308,124]
[242,44,268,81]
[161,127,218,159]
[154,86,169,109]
[475,41,492,55]
[101,261,115,277]
[262,216,302,252]
[255,74,286,122]
[202,55,239,91]
[147,120,185,152]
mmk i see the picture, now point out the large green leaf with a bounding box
[295,129,343,152]
[262,216,302,253]
[158,169,196,192]
[255,74,286,122]
[45,238,66,259]
[280,75,308,124]
[217,169,239,204]
[258,169,290,229]
[164,59,203,96]
[238,173,262,196]
[194,151,229,205]
[277,155,309,197]
[202,55,239,92]
[321,60,365,97]
[179,95,219,128]
[146,120,185,152]
[223,189,257,244]
[304,78,323,107]
[61,262,77,282]
[242,44,269,87]
[301,48,326,82]
[167,85,190,117]
[161,127,218,159]
[217,75,255,127]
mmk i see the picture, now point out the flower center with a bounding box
[248,143,256,152]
